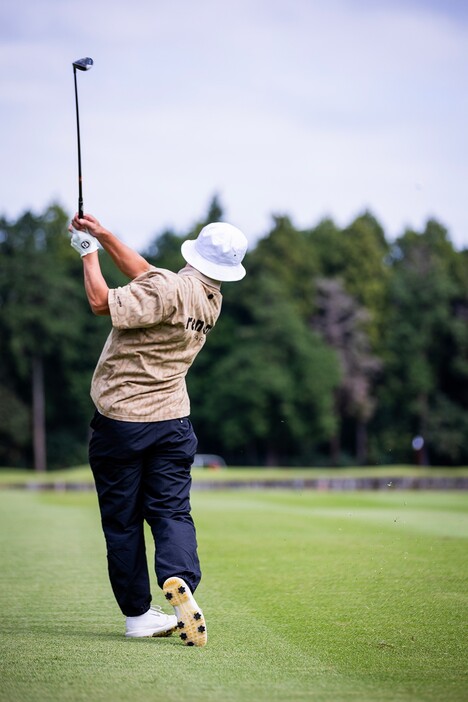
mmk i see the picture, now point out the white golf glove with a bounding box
[70,227,100,257]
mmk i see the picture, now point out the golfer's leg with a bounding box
[89,413,151,617]
[143,418,201,593]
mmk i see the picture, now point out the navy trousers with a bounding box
[88,410,201,617]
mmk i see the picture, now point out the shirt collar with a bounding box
[178,264,221,290]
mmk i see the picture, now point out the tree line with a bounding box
[1,198,467,470]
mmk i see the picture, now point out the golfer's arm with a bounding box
[82,252,110,316]
[95,228,151,280]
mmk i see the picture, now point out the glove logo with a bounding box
[81,240,90,250]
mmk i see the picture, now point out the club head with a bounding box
[73,57,93,71]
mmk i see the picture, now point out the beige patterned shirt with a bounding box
[90,266,222,421]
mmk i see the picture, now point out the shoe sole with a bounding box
[163,577,207,647]
[125,625,177,638]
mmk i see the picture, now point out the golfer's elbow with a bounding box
[91,302,110,316]
[83,256,110,315]
[88,293,110,316]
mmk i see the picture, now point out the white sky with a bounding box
[1,0,467,251]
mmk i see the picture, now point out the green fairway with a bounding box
[0,489,467,702]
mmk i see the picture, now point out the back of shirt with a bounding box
[91,267,222,421]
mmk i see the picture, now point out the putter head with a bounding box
[73,57,93,71]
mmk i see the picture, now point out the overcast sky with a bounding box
[1,0,467,251]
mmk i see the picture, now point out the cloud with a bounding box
[0,0,467,250]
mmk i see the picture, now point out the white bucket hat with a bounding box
[181,222,248,282]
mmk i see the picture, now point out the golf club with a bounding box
[73,57,93,218]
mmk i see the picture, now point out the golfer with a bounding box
[70,212,248,646]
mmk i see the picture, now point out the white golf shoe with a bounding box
[163,577,207,647]
[125,605,177,638]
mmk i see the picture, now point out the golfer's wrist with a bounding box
[93,226,112,242]
[81,249,99,262]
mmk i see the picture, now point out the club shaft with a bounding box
[73,67,84,218]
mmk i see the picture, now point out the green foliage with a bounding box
[0,199,467,467]
[0,385,29,465]
[247,215,319,319]
[307,211,391,349]
[141,195,226,270]
[189,273,340,464]
[0,205,124,468]
[375,220,468,463]
[1,207,79,372]
[142,229,186,271]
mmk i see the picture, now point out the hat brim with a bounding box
[181,240,246,282]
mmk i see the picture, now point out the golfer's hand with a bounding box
[69,227,100,257]
[71,213,104,239]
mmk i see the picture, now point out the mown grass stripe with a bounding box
[0,490,467,702]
